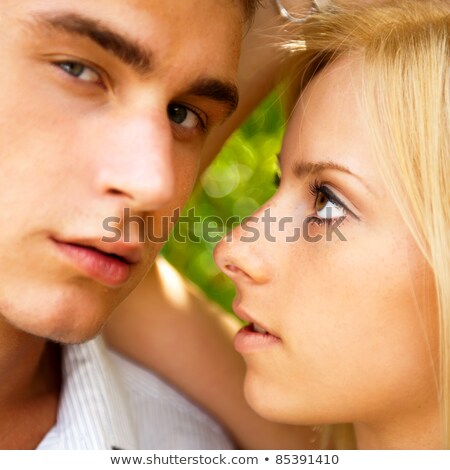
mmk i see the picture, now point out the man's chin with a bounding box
[0,293,119,345]
[17,311,109,345]
[40,296,120,344]
[0,274,140,344]
[43,321,106,345]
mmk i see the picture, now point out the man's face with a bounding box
[0,0,242,343]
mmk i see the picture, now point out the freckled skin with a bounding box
[215,57,440,449]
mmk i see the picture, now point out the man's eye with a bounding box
[57,61,101,84]
[168,104,203,130]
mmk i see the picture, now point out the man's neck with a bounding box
[0,318,61,449]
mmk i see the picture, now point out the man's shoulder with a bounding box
[106,344,234,450]
[38,337,233,450]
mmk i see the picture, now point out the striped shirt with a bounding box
[37,336,234,450]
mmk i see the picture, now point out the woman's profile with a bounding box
[106,0,449,450]
[214,0,449,449]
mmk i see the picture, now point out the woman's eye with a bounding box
[315,191,346,220]
[168,104,203,130]
[57,61,101,84]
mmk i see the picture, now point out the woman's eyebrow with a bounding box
[293,161,358,179]
[279,156,375,195]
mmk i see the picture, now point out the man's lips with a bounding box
[51,237,143,287]
[62,239,144,265]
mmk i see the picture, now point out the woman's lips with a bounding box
[232,301,281,353]
[52,239,132,287]
[234,323,282,354]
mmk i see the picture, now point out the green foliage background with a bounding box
[162,93,284,312]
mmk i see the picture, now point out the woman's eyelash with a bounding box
[273,170,282,188]
[308,181,346,211]
[307,180,350,226]
[273,172,359,223]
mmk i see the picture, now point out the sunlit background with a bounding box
[162,93,284,312]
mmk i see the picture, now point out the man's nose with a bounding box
[94,109,175,212]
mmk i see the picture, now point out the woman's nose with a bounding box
[214,209,273,285]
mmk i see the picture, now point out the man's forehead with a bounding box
[9,0,247,29]
[17,0,243,68]
[19,3,242,116]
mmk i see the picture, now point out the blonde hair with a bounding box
[283,0,449,448]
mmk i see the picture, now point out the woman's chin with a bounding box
[243,371,336,426]
[243,372,302,424]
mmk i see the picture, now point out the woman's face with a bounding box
[214,57,439,441]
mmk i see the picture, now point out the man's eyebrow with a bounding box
[29,12,239,117]
[30,12,154,75]
[183,79,239,118]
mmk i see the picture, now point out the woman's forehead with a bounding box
[281,56,384,194]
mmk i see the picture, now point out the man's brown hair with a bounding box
[241,0,262,23]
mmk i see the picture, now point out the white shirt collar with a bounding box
[38,336,138,450]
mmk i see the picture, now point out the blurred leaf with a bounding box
[162,92,283,313]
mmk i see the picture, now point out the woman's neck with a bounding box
[354,404,442,449]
